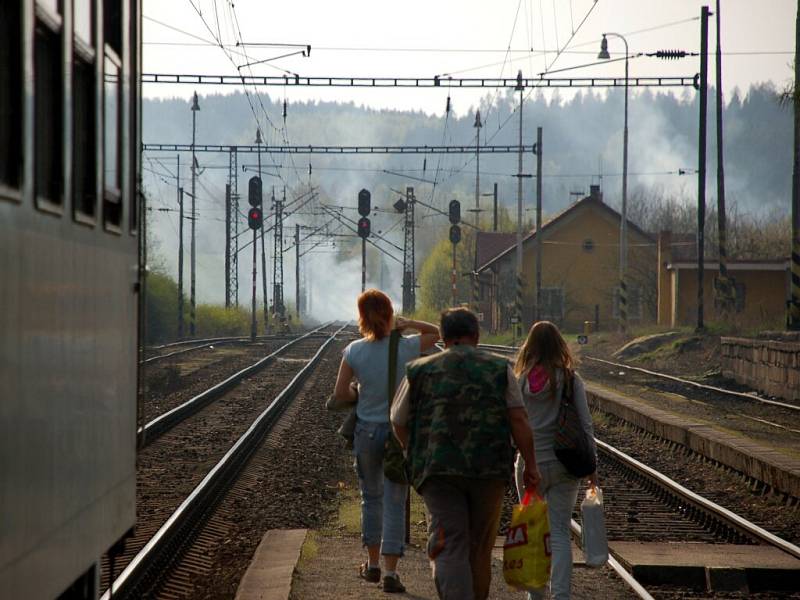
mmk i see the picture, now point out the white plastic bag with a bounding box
[580,485,608,567]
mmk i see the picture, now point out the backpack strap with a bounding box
[387,329,401,418]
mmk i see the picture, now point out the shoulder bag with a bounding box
[383,330,409,484]
[553,370,597,478]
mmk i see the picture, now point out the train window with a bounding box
[37,0,61,18]
[34,16,65,209]
[0,1,23,199]
[73,55,97,220]
[103,0,122,56]
[103,52,122,229]
[74,0,94,45]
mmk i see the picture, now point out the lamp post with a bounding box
[598,33,629,332]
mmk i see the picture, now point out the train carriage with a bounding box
[0,1,142,597]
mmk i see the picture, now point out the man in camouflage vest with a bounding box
[391,308,540,600]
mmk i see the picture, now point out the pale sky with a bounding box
[143,0,796,116]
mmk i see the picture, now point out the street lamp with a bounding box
[599,33,629,332]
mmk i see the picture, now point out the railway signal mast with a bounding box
[248,176,263,341]
[449,200,461,308]
[358,189,371,293]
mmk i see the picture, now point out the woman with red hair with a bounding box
[334,289,439,593]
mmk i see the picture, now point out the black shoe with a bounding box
[359,562,381,583]
[382,574,406,594]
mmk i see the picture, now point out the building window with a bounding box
[34,11,64,208]
[103,52,122,227]
[0,1,23,197]
[582,238,594,253]
[613,285,643,320]
[734,281,746,313]
[540,287,565,322]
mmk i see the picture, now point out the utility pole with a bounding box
[790,0,800,330]
[190,91,200,336]
[535,127,543,321]
[514,70,524,339]
[226,147,239,307]
[472,110,483,315]
[715,0,731,314]
[225,183,232,308]
[474,110,482,229]
[401,187,416,313]
[189,92,200,337]
[697,6,709,331]
[295,223,301,320]
[493,182,498,232]
[178,185,184,338]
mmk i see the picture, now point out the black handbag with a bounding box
[553,371,597,478]
[383,330,408,484]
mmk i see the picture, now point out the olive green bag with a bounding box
[384,329,408,484]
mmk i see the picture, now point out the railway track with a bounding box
[100,324,347,598]
[143,331,333,364]
[139,324,333,445]
[482,342,800,594]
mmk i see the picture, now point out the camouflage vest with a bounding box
[405,345,513,490]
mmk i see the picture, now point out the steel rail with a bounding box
[143,332,331,364]
[101,323,348,600]
[569,520,655,600]
[584,355,800,412]
[597,438,800,560]
[138,322,333,446]
[144,337,250,364]
[147,332,302,352]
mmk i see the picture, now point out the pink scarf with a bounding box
[527,365,549,394]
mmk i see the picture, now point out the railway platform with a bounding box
[236,528,640,600]
[584,380,800,499]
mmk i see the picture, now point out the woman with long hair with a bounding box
[333,289,439,593]
[513,321,597,600]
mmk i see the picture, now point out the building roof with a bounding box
[474,231,517,267]
[476,193,654,273]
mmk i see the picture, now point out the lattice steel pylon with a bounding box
[225,148,239,307]
[401,186,416,314]
[272,187,285,317]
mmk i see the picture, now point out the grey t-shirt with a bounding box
[343,334,421,423]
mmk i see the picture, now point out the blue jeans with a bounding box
[353,420,408,556]
[516,457,580,600]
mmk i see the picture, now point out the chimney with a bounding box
[589,184,602,202]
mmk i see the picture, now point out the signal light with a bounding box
[357,217,370,239]
[449,224,461,244]
[358,189,371,217]
[248,176,262,207]
[248,207,263,230]
[448,199,461,224]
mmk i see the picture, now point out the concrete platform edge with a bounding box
[585,383,800,499]
[235,528,308,600]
